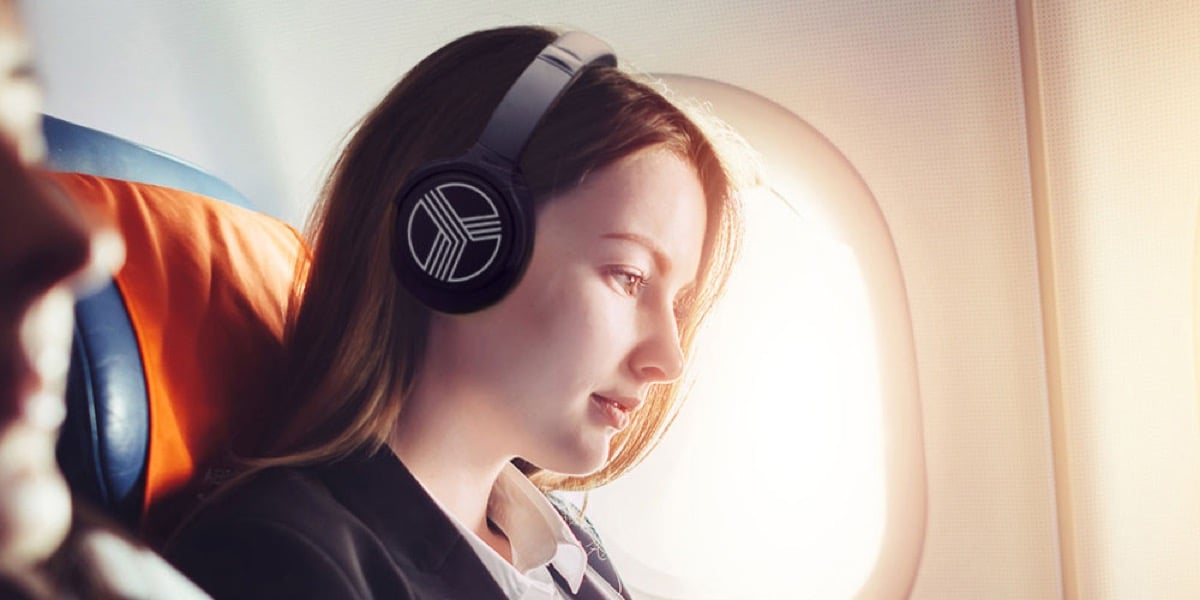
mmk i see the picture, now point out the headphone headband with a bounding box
[478,32,616,163]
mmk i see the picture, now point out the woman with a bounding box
[167,25,745,600]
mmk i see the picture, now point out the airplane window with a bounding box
[570,76,926,600]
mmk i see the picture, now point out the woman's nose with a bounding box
[630,304,686,385]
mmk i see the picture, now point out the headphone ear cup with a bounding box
[392,163,533,313]
[388,32,613,313]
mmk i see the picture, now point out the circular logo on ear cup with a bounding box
[406,182,505,284]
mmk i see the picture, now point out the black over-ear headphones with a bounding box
[391,32,617,314]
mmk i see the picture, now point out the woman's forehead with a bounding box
[564,149,701,216]
[544,148,707,274]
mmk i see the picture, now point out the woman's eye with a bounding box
[611,268,648,296]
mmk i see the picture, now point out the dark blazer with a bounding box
[165,449,631,600]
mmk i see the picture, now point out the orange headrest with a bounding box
[50,172,306,546]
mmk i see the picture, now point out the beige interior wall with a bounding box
[1030,1,1200,598]
[880,3,1063,598]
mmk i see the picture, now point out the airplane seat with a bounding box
[43,115,305,545]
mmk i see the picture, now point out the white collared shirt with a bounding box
[441,463,623,600]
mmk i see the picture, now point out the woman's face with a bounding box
[427,147,707,475]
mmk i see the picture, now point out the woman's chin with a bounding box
[532,438,612,477]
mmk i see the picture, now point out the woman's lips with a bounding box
[591,394,631,431]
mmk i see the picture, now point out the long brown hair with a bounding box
[258,25,745,491]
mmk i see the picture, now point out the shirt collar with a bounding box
[488,463,588,592]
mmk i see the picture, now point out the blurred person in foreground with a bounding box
[0,1,208,597]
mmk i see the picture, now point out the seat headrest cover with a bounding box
[48,172,306,545]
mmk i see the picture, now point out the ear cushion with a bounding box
[392,158,533,313]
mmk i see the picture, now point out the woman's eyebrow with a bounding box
[601,232,671,276]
